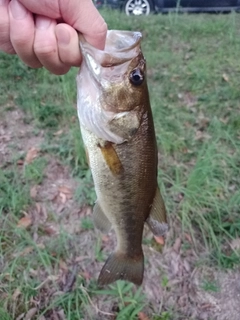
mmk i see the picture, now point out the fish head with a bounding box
[77,30,149,143]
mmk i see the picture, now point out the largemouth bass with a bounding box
[77,30,168,286]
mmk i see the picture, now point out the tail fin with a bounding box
[98,251,144,286]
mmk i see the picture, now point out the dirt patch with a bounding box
[194,268,240,320]
[0,107,44,166]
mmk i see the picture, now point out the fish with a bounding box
[77,30,168,286]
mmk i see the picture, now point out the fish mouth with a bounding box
[79,30,142,70]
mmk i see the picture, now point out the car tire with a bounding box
[124,0,153,15]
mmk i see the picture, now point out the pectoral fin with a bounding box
[93,201,112,234]
[146,187,168,236]
[98,142,123,175]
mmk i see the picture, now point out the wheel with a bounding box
[124,0,153,16]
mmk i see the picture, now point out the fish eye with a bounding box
[129,69,144,86]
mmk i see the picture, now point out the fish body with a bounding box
[77,30,168,286]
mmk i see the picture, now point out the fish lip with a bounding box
[79,30,142,68]
[79,30,142,53]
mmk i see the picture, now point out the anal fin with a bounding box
[146,187,168,236]
[93,201,112,234]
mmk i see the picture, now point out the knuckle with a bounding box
[34,43,57,58]
[0,41,15,54]
[93,18,107,36]
[58,48,81,67]
[99,21,108,35]
[11,37,31,48]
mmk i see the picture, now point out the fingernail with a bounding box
[36,16,51,30]
[10,0,27,19]
[56,27,70,46]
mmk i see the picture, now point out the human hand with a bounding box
[0,0,107,74]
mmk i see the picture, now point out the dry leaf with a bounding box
[47,275,59,282]
[18,246,34,257]
[54,129,63,136]
[36,203,48,222]
[24,307,38,320]
[101,235,110,243]
[57,309,67,320]
[12,288,21,300]
[59,192,67,204]
[37,243,45,250]
[230,238,240,251]
[173,237,182,253]
[75,256,88,263]
[195,130,211,141]
[16,313,25,320]
[138,312,150,320]
[30,186,38,199]
[79,206,92,216]
[29,268,38,276]
[25,147,40,164]
[58,185,73,201]
[17,216,32,228]
[184,233,193,243]
[44,224,59,236]
[222,73,229,82]
[154,236,165,245]
[17,159,24,165]
[58,186,72,195]
[59,260,68,273]
[35,202,42,214]
[3,273,15,281]
[81,271,91,280]
[183,259,191,272]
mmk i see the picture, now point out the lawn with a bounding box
[0,10,240,320]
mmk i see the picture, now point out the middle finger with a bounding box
[34,15,70,75]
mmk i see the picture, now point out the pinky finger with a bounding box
[0,0,15,54]
[34,16,70,75]
[55,24,82,67]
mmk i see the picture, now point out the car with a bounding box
[97,0,240,16]
[94,0,105,8]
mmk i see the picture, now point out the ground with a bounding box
[1,105,239,320]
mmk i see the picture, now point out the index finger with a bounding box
[18,0,107,49]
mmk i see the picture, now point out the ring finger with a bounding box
[0,0,15,54]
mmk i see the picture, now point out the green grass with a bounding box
[0,10,240,319]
